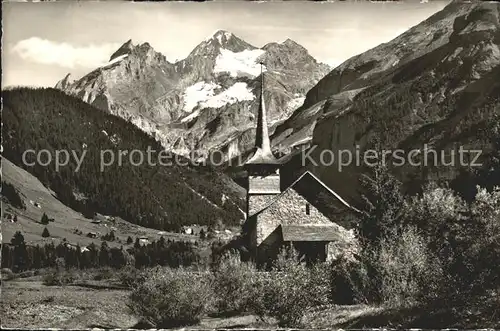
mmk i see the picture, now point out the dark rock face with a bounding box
[276,2,500,205]
[56,30,331,163]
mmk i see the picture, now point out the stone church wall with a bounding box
[256,188,349,245]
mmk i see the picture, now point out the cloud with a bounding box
[11,37,121,69]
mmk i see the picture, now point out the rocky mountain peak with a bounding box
[281,38,303,48]
[54,73,73,89]
[133,42,162,61]
[210,30,235,44]
[55,30,332,164]
[109,39,134,61]
[261,38,327,75]
[188,30,256,58]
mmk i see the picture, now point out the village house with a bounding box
[138,237,150,245]
[241,66,360,267]
[87,232,98,238]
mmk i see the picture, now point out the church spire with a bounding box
[255,62,271,152]
[246,62,278,165]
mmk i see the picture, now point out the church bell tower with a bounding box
[244,62,281,217]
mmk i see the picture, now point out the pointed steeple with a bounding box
[246,62,279,165]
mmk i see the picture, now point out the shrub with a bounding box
[375,226,444,307]
[250,250,330,327]
[17,270,36,278]
[329,254,373,304]
[1,268,15,281]
[211,252,258,316]
[400,184,500,303]
[43,269,78,286]
[93,266,114,280]
[457,186,500,293]
[401,184,468,242]
[128,266,214,328]
[119,265,146,288]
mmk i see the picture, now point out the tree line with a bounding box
[1,231,200,272]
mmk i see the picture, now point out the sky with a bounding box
[3,0,449,88]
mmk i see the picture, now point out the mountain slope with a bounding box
[3,87,245,231]
[1,157,197,246]
[56,30,330,163]
[275,1,500,204]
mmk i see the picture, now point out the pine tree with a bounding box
[42,227,51,238]
[127,236,133,244]
[99,241,110,266]
[359,160,404,249]
[41,213,50,225]
[11,231,25,246]
[10,231,29,272]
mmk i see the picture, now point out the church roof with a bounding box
[245,63,279,165]
[250,170,361,219]
[246,147,281,165]
[281,225,344,242]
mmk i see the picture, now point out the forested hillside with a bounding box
[2,87,245,231]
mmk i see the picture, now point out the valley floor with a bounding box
[2,277,499,329]
[1,279,135,329]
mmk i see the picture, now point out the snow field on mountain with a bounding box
[214,48,267,78]
[102,54,129,68]
[181,81,255,122]
[183,82,220,113]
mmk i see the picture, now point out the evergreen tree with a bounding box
[99,241,110,266]
[1,244,13,269]
[158,236,166,247]
[359,161,404,249]
[11,231,25,246]
[10,231,29,272]
[32,245,43,269]
[41,213,50,225]
[42,227,51,238]
[127,236,133,244]
[110,247,126,269]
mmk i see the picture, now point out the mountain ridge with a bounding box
[274,1,500,205]
[55,31,331,164]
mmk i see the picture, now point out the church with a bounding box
[241,65,360,267]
